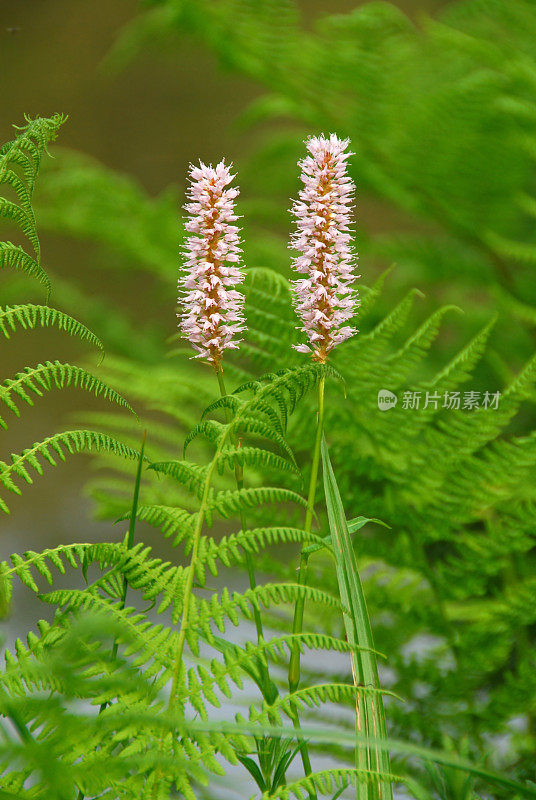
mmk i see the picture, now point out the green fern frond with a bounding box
[211,526,327,564]
[381,305,461,388]
[231,416,296,463]
[263,766,399,800]
[0,114,66,267]
[149,460,209,499]
[253,682,399,726]
[0,361,134,429]
[129,505,324,572]
[352,289,424,370]
[0,245,51,301]
[3,543,91,594]
[3,603,176,695]
[0,114,66,184]
[242,631,356,662]
[127,503,195,546]
[0,198,39,255]
[209,486,307,522]
[207,632,356,685]
[184,632,361,714]
[0,430,140,513]
[0,304,104,354]
[183,420,225,453]
[201,393,242,420]
[189,525,326,581]
[236,365,324,417]
[36,539,192,624]
[195,583,341,646]
[215,446,300,477]
[431,317,496,389]
[1,541,129,596]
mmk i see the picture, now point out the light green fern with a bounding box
[0,116,137,516]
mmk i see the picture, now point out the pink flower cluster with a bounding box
[290,134,359,362]
[178,161,246,367]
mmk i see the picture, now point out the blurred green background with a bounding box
[0,0,446,544]
[3,1,536,794]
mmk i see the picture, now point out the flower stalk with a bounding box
[287,373,325,792]
[168,160,247,709]
[287,134,358,789]
[288,134,358,693]
[171,157,273,704]
[290,134,358,363]
[179,156,264,644]
[288,374,325,694]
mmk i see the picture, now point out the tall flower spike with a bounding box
[290,134,359,362]
[178,160,246,367]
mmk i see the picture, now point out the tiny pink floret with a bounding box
[178,160,246,367]
[290,134,359,361]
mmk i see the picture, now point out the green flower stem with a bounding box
[288,374,325,693]
[287,373,325,794]
[216,366,265,643]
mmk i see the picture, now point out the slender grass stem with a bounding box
[78,430,147,800]
[113,429,146,653]
[102,430,147,693]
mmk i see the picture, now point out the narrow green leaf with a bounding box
[192,720,536,800]
[322,436,393,800]
[235,752,267,792]
[302,517,389,556]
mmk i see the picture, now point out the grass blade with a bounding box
[190,720,536,800]
[321,436,393,800]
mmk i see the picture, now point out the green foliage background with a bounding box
[2,1,536,798]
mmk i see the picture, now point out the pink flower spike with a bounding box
[290,134,359,362]
[178,160,246,367]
